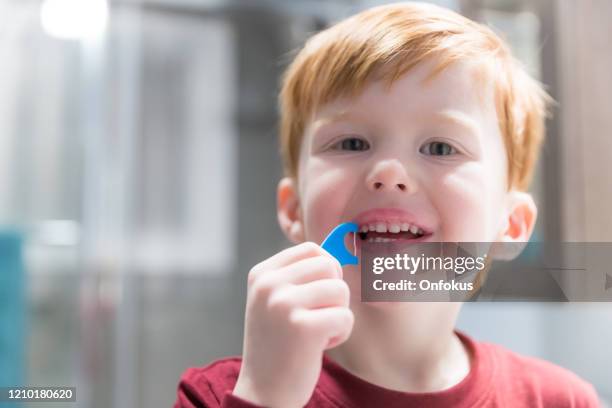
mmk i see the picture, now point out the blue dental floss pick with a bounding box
[321,222,359,266]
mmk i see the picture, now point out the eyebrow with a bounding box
[429,110,481,137]
[314,110,354,126]
[313,108,482,137]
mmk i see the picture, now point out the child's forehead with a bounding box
[309,60,494,130]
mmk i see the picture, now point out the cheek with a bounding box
[300,158,359,243]
[429,163,504,241]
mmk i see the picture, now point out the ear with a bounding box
[277,177,305,244]
[491,191,537,260]
[500,191,538,242]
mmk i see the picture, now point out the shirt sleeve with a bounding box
[220,391,267,408]
[575,383,601,408]
[173,367,267,408]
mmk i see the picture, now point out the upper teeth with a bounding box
[359,222,424,236]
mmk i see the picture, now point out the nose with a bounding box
[365,159,416,193]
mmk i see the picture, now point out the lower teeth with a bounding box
[359,232,423,242]
[368,237,397,243]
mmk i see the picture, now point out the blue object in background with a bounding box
[0,229,26,398]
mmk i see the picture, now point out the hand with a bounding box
[233,242,354,408]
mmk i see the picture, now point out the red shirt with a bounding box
[174,332,600,407]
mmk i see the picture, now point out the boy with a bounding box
[175,2,600,407]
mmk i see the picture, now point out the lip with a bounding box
[350,207,434,234]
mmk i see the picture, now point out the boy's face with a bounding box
[279,58,536,262]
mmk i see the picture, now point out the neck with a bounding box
[325,302,470,392]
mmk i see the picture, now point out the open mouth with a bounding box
[356,221,431,243]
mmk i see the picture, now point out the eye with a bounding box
[419,141,457,156]
[331,137,370,151]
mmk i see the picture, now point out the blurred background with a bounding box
[1,0,611,407]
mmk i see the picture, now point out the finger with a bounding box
[260,256,342,288]
[249,242,333,284]
[256,242,327,271]
[295,306,354,347]
[276,279,349,310]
